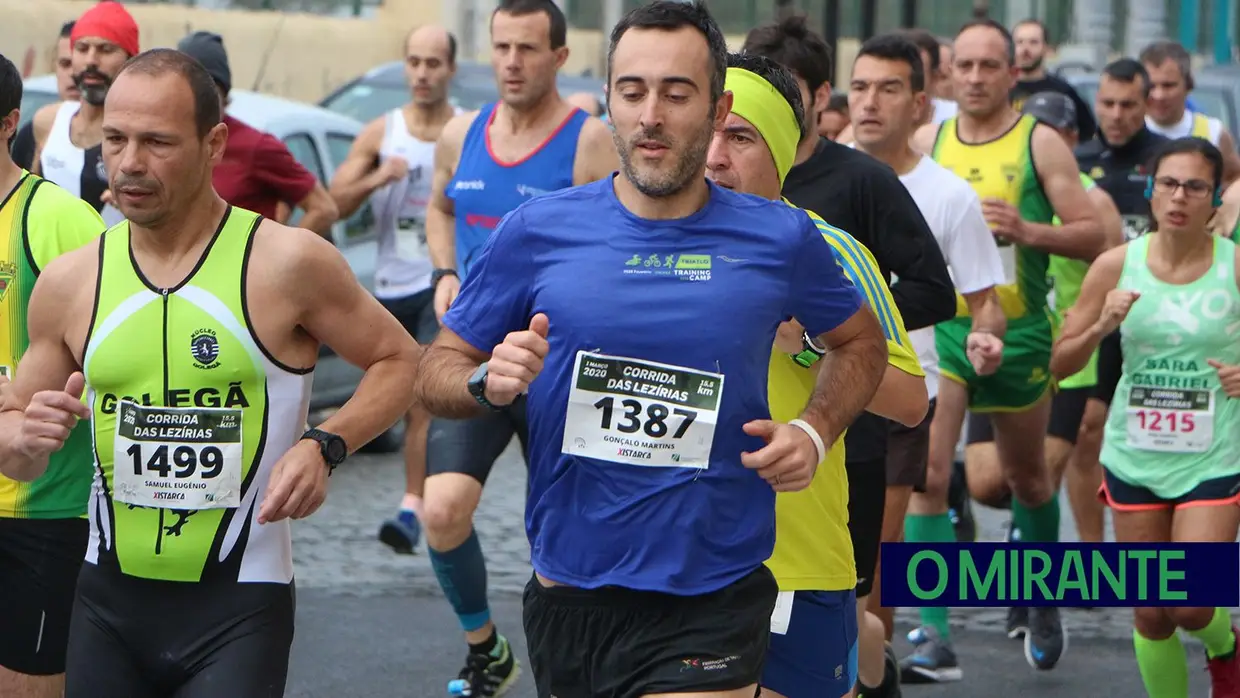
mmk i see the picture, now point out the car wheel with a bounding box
[359,420,405,454]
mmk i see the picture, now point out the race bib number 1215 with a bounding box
[561,352,723,468]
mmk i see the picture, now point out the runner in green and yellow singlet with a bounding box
[0,51,421,698]
[0,53,107,696]
[909,19,1108,673]
[1052,136,1240,698]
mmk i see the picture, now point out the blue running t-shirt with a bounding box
[442,178,864,595]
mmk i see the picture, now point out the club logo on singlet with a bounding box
[0,261,15,302]
[190,328,221,369]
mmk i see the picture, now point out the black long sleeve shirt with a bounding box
[783,138,956,463]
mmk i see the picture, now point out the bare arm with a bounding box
[799,308,889,447]
[29,104,59,177]
[1215,177,1240,238]
[867,363,928,427]
[414,328,490,419]
[293,183,340,238]
[0,249,90,481]
[284,227,422,451]
[572,118,620,185]
[1088,185,1125,250]
[911,122,939,155]
[1050,245,1126,379]
[1219,130,1240,187]
[328,119,387,219]
[1022,125,1106,261]
[963,288,1007,337]
[426,113,475,270]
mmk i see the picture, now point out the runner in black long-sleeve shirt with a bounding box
[745,17,955,698]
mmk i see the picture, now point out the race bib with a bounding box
[395,216,428,261]
[770,591,794,635]
[1125,386,1213,453]
[112,402,244,509]
[561,352,723,468]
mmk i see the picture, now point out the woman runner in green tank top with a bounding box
[1050,138,1240,698]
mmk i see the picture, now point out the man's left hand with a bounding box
[258,439,329,523]
[740,420,820,492]
[966,331,1004,376]
[981,198,1028,244]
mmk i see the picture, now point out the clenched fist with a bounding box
[485,314,551,407]
[17,372,91,460]
[1096,289,1140,335]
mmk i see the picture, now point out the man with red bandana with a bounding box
[29,0,138,227]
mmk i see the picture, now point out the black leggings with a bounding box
[65,563,295,698]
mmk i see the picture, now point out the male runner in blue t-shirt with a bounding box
[415,2,890,696]
[419,0,618,694]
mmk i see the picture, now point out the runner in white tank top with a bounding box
[38,102,124,227]
[327,24,461,556]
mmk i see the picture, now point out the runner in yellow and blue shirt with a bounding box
[705,52,927,698]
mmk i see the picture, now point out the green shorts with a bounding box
[936,315,1054,412]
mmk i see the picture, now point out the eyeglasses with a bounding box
[1152,176,1214,199]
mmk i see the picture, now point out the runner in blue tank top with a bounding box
[420,1,618,695]
[417,3,889,697]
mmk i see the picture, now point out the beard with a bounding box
[1019,56,1043,74]
[74,67,113,106]
[613,116,714,199]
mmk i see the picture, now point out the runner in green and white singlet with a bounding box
[1051,137,1240,697]
[0,51,421,698]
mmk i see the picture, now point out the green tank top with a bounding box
[1049,173,1097,389]
[83,207,310,583]
[932,114,1056,326]
[1100,234,1240,498]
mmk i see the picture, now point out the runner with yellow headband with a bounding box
[707,52,928,698]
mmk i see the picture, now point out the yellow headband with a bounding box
[725,66,800,183]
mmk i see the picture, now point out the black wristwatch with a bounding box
[302,428,348,475]
[468,362,503,412]
[791,331,828,368]
[431,268,458,288]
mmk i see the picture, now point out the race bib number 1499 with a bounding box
[561,352,724,468]
[112,402,244,509]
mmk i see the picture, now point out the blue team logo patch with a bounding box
[190,329,220,369]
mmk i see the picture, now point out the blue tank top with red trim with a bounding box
[447,102,587,278]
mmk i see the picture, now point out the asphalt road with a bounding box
[285,438,1215,697]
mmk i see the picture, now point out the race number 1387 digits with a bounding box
[593,396,696,439]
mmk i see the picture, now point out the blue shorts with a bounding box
[761,589,859,698]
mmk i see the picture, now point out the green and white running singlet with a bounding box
[1100,235,1240,498]
[83,207,312,583]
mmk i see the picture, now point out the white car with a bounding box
[21,75,402,451]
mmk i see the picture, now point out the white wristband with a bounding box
[788,419,827,465]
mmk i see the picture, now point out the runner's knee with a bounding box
[1167,606,1217,632]
[421,476,483,541]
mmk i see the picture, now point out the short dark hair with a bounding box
[1139,40,1194,90]
[0,52,21,119]
[826,93,848,113]
[957,17,1015,65]
[609,1,727,104]
[1012,18,1049,43]
[492,0,567,50]
[856,33,926,92]
[895,28,940,73]
[726,52,807,143]
[1101,58,1151,98]
[117,49,222,139]
[59,21,76,39]
[1149,137,1225,193]
[743,14,833,98]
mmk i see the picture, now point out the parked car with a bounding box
[320,60,605,123]
[21,74,403,452]
[1063,70,1240,151]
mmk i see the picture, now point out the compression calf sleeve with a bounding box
[905,513,955,641]
[1011,494,1060,543]
[1187,607,1237,659]
[1133,629,1189,698]
[428,529,492,632]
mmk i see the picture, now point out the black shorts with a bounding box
[65,563,295,698]
[378,288,439,345]
[846,456,886,597]
[523,566,776,698]
[1094,330,1123,406]
[426,399,530,484]
[1048,387,1090,444]
[1099,467,1240,511]
[886,399,936,490]
[0,517,88,675]
[965,410,993,445]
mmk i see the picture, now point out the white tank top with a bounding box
[39,101,125,228]
[1146,109,1223,145]
[370,107,461,299]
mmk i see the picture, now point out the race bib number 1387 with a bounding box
[561,351,724,468]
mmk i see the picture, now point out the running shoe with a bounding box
[1024,607,1067,670]
[947,460,976,542]
[1006,606,1030,640]
[906,625,931,646]
[899,626,962,683]
[447,635,521,696]
[857,643,903,697]
[1205,627,1240,698]
[378,512,421,555]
